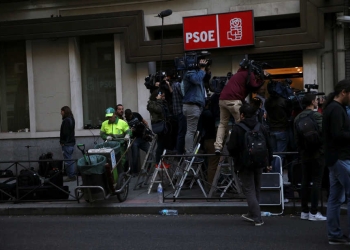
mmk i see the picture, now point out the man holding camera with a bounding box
[214,59,266,155]
[182,59,211,159]
[125,109,150,177]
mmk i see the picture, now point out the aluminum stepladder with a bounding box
[147,149,175,194]
[259,155,284,215]
[208,156,242,198]
[133,134,158,190]
[173,143,207,199]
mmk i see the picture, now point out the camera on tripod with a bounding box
[174,51,212,71]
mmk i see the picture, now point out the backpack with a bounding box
[38,152,54,177]
[18,169,41,187]
[295,111,321,151]
[237,123,268,169]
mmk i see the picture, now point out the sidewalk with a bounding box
[0,176,308,216]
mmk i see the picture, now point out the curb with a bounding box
[0,202,310,216]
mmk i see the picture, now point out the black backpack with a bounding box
[38,152,54,177]
[237,123,268,169]
[295,111,321,151]
[18,169,41,187]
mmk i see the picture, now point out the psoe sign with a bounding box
[183,10,255,51]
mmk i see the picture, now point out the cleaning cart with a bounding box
[75,138,132,203]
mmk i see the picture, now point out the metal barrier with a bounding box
[0,159,79,203]
[157,151,300,203]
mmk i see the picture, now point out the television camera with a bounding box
[239,58,270,79]
[267,78,324,112]
[174,51,212,71]
[128,118,154,142]
[144,71,166,90]
[208,72,233,94]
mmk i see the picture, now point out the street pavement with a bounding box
[0,214,347,250]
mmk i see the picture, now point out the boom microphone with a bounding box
[157,9,172,18]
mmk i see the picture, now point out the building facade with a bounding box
[0,0,345,162]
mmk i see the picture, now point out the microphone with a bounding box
[157,9,172,18]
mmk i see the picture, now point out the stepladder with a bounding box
[173,143,207,199]
[133,134,157,190]
[208,156,242,198]
[147,149,175,194]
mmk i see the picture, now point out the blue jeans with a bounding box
[183,104,202,154]
[175,113,187,154]
[270,131,289,173]
[327,160,350,238]
[131,137,150,174]
[62,145,75,178]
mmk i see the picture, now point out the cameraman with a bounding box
[124,109,150,177]
[214,60,266,155]
[182,59,211,159]
[167,70,186,155]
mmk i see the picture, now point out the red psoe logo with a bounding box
[183,10,254,51]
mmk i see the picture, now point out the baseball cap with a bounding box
[105,107,115,117]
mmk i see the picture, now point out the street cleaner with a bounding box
[100,107,131,170]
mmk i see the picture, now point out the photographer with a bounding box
[214,59,266,155]
[182,59,211,160]
[167,70,187,155]
[125,109,150,177]
[265,81,293,173]
[147,90,171,164]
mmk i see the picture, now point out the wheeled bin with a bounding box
[76,155,109,202]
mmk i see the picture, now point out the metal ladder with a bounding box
[208,156,242,198]
[173,143,207,199]
[147,149,175,194]
[133,134,157,190]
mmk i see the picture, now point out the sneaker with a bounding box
[328,235,350,245]
[300,212,309,220]
[241,214,254,222]
[255,221,264,226]
[185,157,204,164]
[215,149,221,156]
[63,176,76,182]
[308,212,326,221]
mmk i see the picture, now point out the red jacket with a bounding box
[220,68,264,101]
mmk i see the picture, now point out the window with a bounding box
[80,34,116,128]
[0,41,29,133]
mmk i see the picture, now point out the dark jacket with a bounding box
[220,68,264,101]
[147,99,169,123]
[60,116,75,146]
[294,109,323,161]
[227,116,273,171]
[323,100,350,166]
[265,96,292,131]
